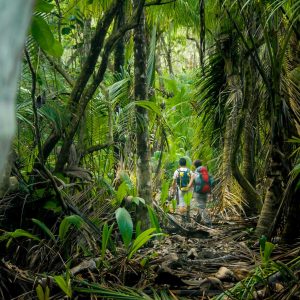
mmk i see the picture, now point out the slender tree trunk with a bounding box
[114,2,125,75]
[0,0,34,182]
[155,40,165,93]
[160,35,173,76]
[113,2,126,174]
[199,0,205,70]
[77,18,91,160]
[133,0,152,212]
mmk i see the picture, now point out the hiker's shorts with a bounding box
[193,193,211,226]
[178,189,189,207]
[193,193,208,209]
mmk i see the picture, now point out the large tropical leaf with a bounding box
[115,207,133,248]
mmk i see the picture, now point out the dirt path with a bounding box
[144,207,259,299]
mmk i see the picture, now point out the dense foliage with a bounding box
[0,0,299,299]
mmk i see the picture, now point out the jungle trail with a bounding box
[0,0,299,299]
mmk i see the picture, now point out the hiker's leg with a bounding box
[200,208,212,226]
[175,187,179,205]
[194,193,211,225]
[178,190,186,213]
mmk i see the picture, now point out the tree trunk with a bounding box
[0,0,34,182]
[155,39,165,93]
[241,111,258,216]
[256,140,286,237]
[55,0,146,172]
[255,10,290,237]
[280,33,300,243]
[221,33,261,212]
[114,2,125,75]
[221,111,235,202]
[220,38,238,204]
[281,174,300,243]
[160,35,173,76]
[241,62,260,216]
[133,0,152,214]
[113,1,126,174]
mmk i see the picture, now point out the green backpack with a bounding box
[176,168,191,191]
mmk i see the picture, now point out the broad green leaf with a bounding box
[153,151,161,160]
[45,286,50,300]
[35,0,54,13]
[101,222,114,259]
[59,215,83,241]
[36,284,45,300]
[128,228,163,259]
[0,229,40,241]
[35,188,46,198]
[46,38,64,57]
[135,221,142,239]
[132,197,145,206]
[263,241,275,263]
[259,235,267,252]
[160,181,169,205]
[32,218,56,242]
[43,200,62,213]
[53,275,72,298]
[31,16,54,52]
[115,207,133,248]
[31,16,63,57]
[147,205,161,233]
[116,181,129,203]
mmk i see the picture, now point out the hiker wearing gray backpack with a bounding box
[170,157,193,213]
[188,160,214,226]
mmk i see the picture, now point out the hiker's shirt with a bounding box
[173,167,193,186]
[173,167,192,207]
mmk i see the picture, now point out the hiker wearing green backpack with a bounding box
[171,157,193,213]
[188,160,214,226]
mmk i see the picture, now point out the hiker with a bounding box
[170,157,193,213]
[188,160,213,226]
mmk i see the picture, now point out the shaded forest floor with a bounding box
[1,195,300,299]
[136,203,300,299]
[142,207,258,299]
